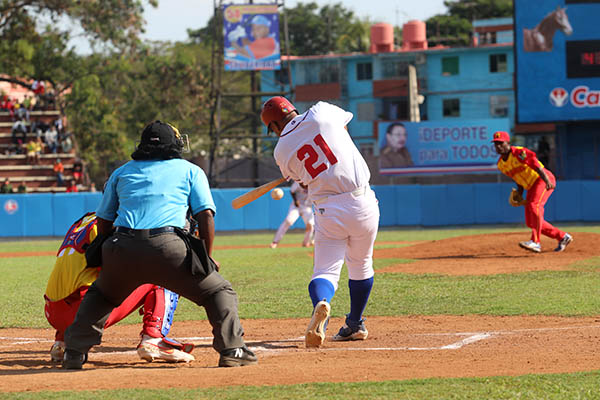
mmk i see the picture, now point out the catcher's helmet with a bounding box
[260,96,297,132]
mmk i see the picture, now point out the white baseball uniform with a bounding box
[274,102,380,289]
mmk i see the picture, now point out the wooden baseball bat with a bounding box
[231,177,287,209]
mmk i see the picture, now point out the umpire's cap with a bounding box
[140,120,182,146]
[261,96,297,133]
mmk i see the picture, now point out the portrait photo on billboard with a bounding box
[378,119,508,175]
[515,0,600,123]
[223,4,281,71]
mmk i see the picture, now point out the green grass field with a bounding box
[1,224,600,399]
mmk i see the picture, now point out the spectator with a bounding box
[88,182,97,192]
[17,181,27,193]
[66,179,78,193]
[32,117,50,139]
[25,138,40,165]
[45,126,59,153]
[11,117,27,148]
[15,104,29,123]
[53,158,65,186]
[72,158,83,183]
[1,178,13,194]
[60,133,73,153]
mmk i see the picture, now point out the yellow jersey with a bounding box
[497,146,544,190]
[45,213,100,302]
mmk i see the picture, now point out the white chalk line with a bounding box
[3,325,600,355]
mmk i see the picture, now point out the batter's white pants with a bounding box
[272,203,315,244]
[311,187,380,290]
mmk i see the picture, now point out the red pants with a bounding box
[44,284,154,341]
[525,171,565,243]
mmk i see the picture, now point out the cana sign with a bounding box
[550,85,600,108]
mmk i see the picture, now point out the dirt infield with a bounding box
[1,232,599,393]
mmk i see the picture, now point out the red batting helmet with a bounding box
[260,96,297,132]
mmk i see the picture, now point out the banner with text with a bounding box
[223,4,281,71]
[378,119,510,175]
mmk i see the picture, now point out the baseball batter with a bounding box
[270,181,315,248]
[44,212,194,363]
[492,131,572,253]
[261,97,380,348]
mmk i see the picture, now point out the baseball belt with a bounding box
[313,186,367,206]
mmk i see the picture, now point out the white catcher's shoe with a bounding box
[519,240,541,253]
[50,340,65,362]
[137,335,195,363]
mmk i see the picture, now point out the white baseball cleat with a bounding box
[305,300,330,348]
[554,233,573,252]
[136,335,195,363]
[50,340,65,362]
[519,240,541,253]
[269,242,278,249]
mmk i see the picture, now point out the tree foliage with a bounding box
[426,0,513,47]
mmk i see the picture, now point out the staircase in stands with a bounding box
[0,110,76,193]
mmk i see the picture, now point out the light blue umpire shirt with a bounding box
[96,159,216,229]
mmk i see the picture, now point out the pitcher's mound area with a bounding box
[376,232,600,275]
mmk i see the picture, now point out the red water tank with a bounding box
[370,23,394,53]
[402,20,428,50]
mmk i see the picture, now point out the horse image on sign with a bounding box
[523,6,572,52]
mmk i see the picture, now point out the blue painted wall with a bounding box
[1,181,598,238]
[425,46,515,129]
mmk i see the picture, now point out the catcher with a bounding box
[492,131,572,253]
[44,212,195,363]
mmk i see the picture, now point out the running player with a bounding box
[260,97,380,348]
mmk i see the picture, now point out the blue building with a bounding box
[260,17,598,181]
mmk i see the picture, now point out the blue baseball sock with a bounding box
[348,277,374,322]
[308,278,335,307]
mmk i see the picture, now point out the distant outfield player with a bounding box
[492,131,572,253]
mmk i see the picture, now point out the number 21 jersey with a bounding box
[273,101,371,204]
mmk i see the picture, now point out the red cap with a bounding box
[261,96,297,132]
[491,131,510,143]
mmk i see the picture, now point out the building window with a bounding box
[382,60,410,78]
[490,54,507,73]
[275,68,289,85]
[490,95,509,117]
[357,102,375,121]
[319,62,339,84]
[356,62,373,80]
[443,98,460,117]
[480,31,497,45]
[441,56,459,76]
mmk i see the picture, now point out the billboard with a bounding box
[378,119,509,175]
[514,0,600,122]
[223,4,281,71]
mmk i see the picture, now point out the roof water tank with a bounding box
[370,23,394,53]
[402,20,428,50]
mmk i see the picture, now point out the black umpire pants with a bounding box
[65,229,245,354]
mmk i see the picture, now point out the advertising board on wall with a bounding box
[223,4,281,71]
[514,0,600,122]
[378,119,510,175]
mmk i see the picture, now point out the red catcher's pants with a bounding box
[44,283,154,341]
[524,170,565,244]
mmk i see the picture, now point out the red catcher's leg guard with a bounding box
[141,287,166,338]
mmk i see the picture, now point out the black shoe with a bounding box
[218,345,258,367]
[62,349,88,370]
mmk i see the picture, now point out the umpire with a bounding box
[63,121,257,369]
